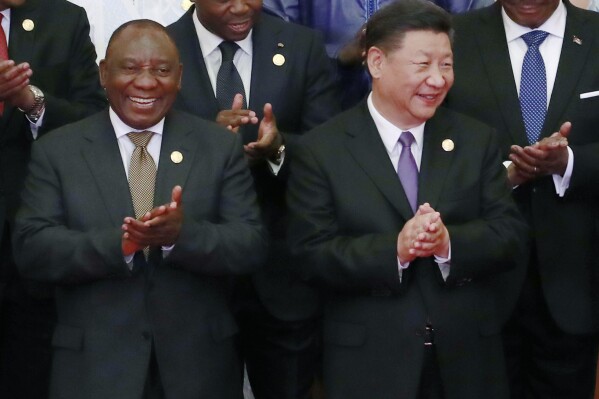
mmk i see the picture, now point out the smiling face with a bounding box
[500,0,560,29]
[368,30,454,129]
[195,0,262,42]
[99,24,182,130]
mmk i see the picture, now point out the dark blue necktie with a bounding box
[216,41,247,110]
[397,132,418,214]
[519,30,549,144]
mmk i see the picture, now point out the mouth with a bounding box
[228,20,251,34]
[418,93,441,103]
[129,96,157,108]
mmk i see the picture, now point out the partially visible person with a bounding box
[0,0,106,397]
[14,19,267,399]
[263,0,494,109]
[167,1,339,398]
[445,0,599,397]
[287,1,528,398]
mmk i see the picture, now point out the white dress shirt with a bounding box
[502,2,573,196]
[367,94,451,281]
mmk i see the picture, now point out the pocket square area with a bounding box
[580,90,599,99]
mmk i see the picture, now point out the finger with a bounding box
[559,121,572,137]
[231,93,244,111]
[171,185,183,207]
[263,102,274,124]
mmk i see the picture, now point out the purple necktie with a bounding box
[398,132,418,213]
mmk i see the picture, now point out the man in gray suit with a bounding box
[14,20,267,399]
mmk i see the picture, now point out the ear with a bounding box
[367,46,385,79]
[99,59,107,88]
[177,63,183,90]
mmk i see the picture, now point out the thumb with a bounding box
[231,93,244,111]
[171,185,183,207]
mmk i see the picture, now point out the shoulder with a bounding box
[256,13,323,43]
[434,107,496,147]
[165,109,238,146]
[166,7,194,37]
[301,103,368,149]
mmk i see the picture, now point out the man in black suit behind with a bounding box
[13,20,267,399]
[445,0,599,397]
[167,1,340,398]
[287,1,528,398]
[0,0,106,397]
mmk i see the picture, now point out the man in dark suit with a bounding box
[167,2,339,398]
[287,1,528,398]
[0,0,106,397]
[13,20,267,399]
[444,0,599,397]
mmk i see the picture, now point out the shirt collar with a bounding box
[109,107,165,139]
[192,9,253,59]
[367,93,425,155]
[502,0,566,42]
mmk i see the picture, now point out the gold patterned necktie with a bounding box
[127,131,156,258]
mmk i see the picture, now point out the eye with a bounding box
[154,66,171,77]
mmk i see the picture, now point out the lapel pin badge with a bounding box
[171,151,183,164]
[22,19,34,32]
[442,139,454,152]
[272,53,285,67]
[573,35,582,45]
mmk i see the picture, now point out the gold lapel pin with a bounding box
[442,139,454,152]
[573,35,582,45]
[171,151,183,164]
[22,19,34,32]
[272,53,285,67]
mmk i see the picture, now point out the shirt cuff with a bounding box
[552,146,573,197]
[27,108,46,140]
[267,152,285,176]
[434,241,451,281]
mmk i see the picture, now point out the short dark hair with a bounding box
[362,0,454,54]
[106,19,179,59]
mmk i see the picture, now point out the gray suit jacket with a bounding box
[14,110,268,399]
[287,103,528,399]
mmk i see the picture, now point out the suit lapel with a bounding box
[545,3,593,134]
[154,112,196,206]
[246,15,285,142]
[418,110,455,210]
[81,112,134,227]
[344,104,415,221]
[176,7,220,118]
[475,4,528,147]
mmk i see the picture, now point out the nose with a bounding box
[230,0,249,14]
[426,66,447,88]
[133,68,158,89]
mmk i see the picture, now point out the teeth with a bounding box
[130,97,156,104]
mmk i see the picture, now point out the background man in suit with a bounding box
[444,0,599,397]
[167,1,339,398]
[0,0,106,397]
[287,1,528,398]
[13,20,267,399]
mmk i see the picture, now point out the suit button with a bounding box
[142,331,151,340]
